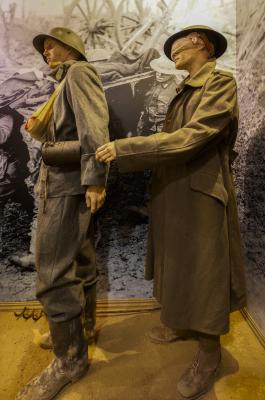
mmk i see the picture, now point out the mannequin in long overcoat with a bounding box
[96,26,246,399]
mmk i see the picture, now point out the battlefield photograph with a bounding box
[1,1,265,400]
[0,0,235,301]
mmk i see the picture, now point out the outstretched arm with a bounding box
[96,73,237,172]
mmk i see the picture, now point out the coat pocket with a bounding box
[190,171,228,206]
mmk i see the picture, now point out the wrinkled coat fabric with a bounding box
[37,60,109,198]
[35,60,109,322]
[115,60,246,335]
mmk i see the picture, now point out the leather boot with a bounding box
[148,323,185,344]
[177,335,221,399]
[39,284,97,350]
[16,315,88,400]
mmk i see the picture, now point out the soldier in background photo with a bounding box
[0,71,56,268]
[137,55,184,136]
[0,105,33,255]
[126,55,184,221]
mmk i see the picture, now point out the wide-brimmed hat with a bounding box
[164,25,227,60]
[150,55,179,75]
[33,27,87,62]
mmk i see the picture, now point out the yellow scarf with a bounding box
[25,78,65,142]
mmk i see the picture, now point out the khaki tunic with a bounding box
[37,60,109,198]
[34,60,109,322]
[115,60,246,335]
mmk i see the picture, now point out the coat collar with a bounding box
[184,59,216,88]
[49,60,78,82]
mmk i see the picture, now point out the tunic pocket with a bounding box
[189,171,228,206]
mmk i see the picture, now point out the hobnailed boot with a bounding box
[16,315,88,400]
[177,335,221,399]
[39,284,97,350]
[148,323,185,344]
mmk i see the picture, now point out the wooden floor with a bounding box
[1,302,265,400]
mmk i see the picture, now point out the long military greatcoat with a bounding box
[115,60,246,335]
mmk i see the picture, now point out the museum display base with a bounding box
[1,300,265,400]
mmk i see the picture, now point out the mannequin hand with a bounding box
[96,142,117,163]
[85,185,106,213]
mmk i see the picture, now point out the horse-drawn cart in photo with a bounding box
[63,0,176,57]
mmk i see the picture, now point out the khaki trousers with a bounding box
[35,195,97,323]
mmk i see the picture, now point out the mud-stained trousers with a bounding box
[35,194,97,323]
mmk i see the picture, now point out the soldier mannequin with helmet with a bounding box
[15,27,109,400]
[96,25,246,399]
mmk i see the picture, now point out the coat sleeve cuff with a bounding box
[115,136,158,172]
[81,154,108,186]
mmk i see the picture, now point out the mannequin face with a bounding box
[43,38,73,67]
[170,33,207,71]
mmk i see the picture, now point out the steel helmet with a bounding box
[164,25,227,60]
[33,27,87,62]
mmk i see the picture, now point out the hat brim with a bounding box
[33,34,87,63]
[150,64,179,76]
[164,27,227,60]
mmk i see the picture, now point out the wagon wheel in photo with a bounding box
[63,0,119,50]
[114,0,177,59]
